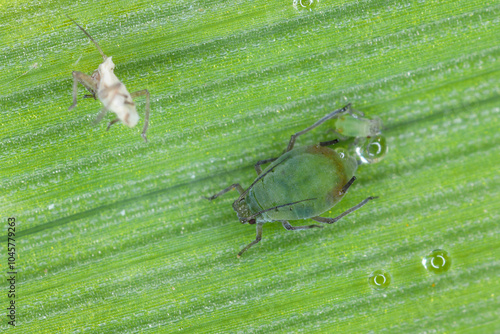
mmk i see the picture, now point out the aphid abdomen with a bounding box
[248,146,357,222]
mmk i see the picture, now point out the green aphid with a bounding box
[333,110,382,138]
[205,104,377,257]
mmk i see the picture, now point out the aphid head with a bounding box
[99,56,115,73]
[232,197,254,224]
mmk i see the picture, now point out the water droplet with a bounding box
[354,135,388,164]
[293,0,317,11]
[368,270,391,290]
[422,249,451,274]
[334,147,346,159]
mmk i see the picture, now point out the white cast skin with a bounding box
[97,57,139,128]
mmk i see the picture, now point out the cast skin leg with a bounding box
[106,118,120,131]
[130,89,150,142]
[69,71,97,110]
[93,107,109,125]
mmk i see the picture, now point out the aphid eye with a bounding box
[248,219,256,225]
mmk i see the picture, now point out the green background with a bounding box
[1,0,499,332]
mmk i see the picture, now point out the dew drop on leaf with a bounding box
[355,135,388,164]
[293,0,317,11]
[368,270,392,290]
[422,249,452,274]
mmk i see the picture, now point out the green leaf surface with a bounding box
[1,0,499,332]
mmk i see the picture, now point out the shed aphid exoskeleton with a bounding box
[66,15,150,142]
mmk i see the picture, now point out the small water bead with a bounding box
[293,0,317,11]
[422,249,452,274]
[354,135,388,164]
[334,147,347,159]
[368,270,391,290]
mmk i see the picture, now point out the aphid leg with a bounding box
[339,176,356,196]
[130,89,150,142]
[69,71,97,110]
[311,196,378,224]
[204,183,245,201]
[346,104,365,118]
[319,139,339,147]
[237,222,264,258]
[107,118,120,131]
[254,157,277,175]
[286,104,351,152]
[281,221,323,230]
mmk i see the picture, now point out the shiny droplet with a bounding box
[368,270,391,290]
[334,147,347,159]
[355,135,388,164]
[293,0,317,11]
[422,249,452,274]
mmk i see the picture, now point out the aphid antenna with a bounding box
[242,198,317,222]
[65,14,107,61]
[235,158,288,203]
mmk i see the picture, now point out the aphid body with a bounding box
[206,104,377,257]
[334,113,382,138]
[66,15,150,141]
[241,145,358,223]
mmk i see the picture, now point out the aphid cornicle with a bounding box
[205,104,377,257]
[66,15,151,142]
